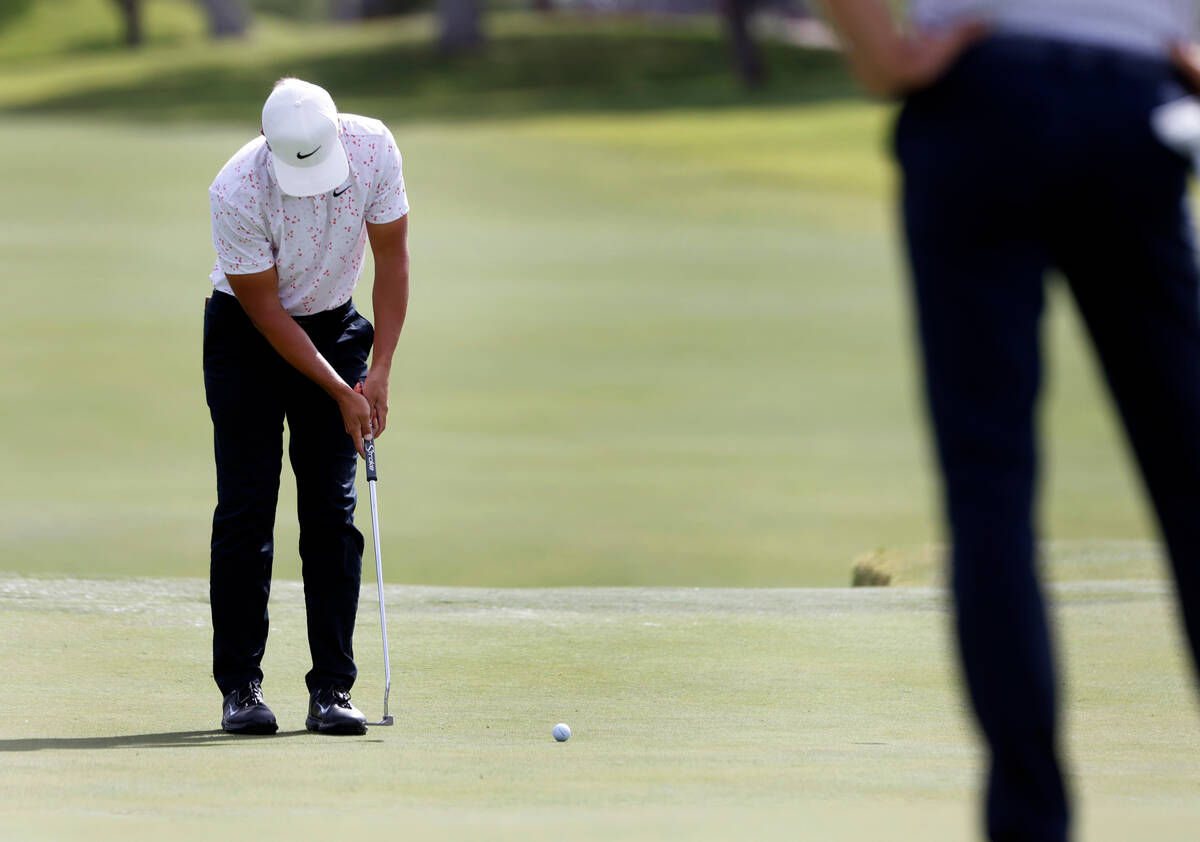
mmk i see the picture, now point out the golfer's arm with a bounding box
[366,215,410,376]
[226,268,357,402]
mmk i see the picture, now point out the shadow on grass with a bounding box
[0,729,315,751]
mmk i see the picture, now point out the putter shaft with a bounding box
[364,436,393,726]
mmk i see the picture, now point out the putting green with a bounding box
[1,575,1197,840]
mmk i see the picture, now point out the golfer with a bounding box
[823,2,1200,839]
[204,78,409,735]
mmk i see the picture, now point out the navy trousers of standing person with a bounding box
[203,289,374,696]
[896,37,1200,842]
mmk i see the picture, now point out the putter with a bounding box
[363,434,394,726]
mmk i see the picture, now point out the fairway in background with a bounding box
[0,3,1160,585]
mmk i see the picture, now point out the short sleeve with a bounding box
[209,188,275,277]
[366,127,409,225]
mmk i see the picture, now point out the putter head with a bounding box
[370,715,395,726]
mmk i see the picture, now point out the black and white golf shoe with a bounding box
[221,680,278,735]
[306,687,368,735]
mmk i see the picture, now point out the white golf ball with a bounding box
[553,723,571,742]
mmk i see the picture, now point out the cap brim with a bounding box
[271,138,349,197]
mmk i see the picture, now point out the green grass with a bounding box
[0,112,1161,586]
[2,576,1198,841]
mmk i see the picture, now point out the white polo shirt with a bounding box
[911,0,1197,56]
[208,113,409,316]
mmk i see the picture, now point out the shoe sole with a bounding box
[222,720,279,735]
[305,716,367,735]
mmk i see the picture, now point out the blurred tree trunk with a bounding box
[193,0,249,38]
[438,0,484,52]
[720,0,765,88]
[532,0,553,12]
[331,0,364,19]
[112,0,143,47]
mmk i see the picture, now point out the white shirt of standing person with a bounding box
[208,112,409,317]
[909,0,1197,58]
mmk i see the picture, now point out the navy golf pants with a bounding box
[896,36,1200,842]
[203,289,373,696]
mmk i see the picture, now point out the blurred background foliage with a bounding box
[1,0,831,88]
[0,0,851,124]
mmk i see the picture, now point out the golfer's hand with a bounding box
[861,22,986,97]
[338,387,373,458]
[1171,42,1200,93]
[360,371,391,438]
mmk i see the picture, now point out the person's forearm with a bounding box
[243,304,356,401]
[822,0,909,93]
[821,0,983,97]
[358,215,409,438]
[225,267,373,455]
[369,251,409,375]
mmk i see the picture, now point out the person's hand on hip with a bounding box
[823,0,987,97]
[1171,42,1200,92]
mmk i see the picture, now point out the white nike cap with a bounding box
[261,78,349,197]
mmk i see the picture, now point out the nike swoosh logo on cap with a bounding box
[296,146,321,160]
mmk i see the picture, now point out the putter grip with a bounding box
[364,438,378,482]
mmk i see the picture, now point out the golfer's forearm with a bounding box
[246,307,355,401]
[370,258,409,374]
[227,268,357,402]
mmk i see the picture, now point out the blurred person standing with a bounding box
[204,78,410,735]
[821,1,1200,839]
